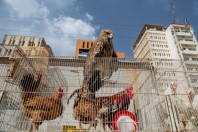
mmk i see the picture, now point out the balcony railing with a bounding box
[176,32,192,37]
[179,40,196,46]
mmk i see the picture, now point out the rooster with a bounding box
[96,86,134,130]
[69,70,101,130]
[67,85,134,130]
[22,88,64,131]
[20,73,64,131]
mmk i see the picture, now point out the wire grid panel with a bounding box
[137,59,198,131]
[168,94,198,131]
[49,57,140,131]
[0,57,153,131]
[0,56,68,131]
[1,57,197,131]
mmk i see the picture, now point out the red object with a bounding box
[112,110,138,131]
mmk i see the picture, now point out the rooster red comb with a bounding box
[58,87,64,92]
[124,85,134,99]
[124,85,133,92]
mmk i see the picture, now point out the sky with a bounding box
[0,0,197,58]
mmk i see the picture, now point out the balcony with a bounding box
[179,39,196,46]
[191,83,198,88]
[182,49,198,55]
[175,31,192,37]
[184,58,198,65]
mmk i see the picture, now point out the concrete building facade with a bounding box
[133,24,198,94]
[75,39,125,58]
[0,35,53,57]
[132,24,198,131]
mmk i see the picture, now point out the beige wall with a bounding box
[75,39,125,58]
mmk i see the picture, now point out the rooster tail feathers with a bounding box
[20,73,42,92]
[20,73,42,103]
[67,89,80,104]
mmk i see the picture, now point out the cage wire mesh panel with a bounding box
[137,59,198,131]
[0,56,198,131]
[49,57,153,131]
[0,46,68,131]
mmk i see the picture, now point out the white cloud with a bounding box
[45,16,96,56]
[3,0,96,56]
[4,0,49,18]
[85,13,93,21]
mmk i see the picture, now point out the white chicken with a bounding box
[164,81,177,95]
[186,90,198,112]
[162,82,177,131]
[164,82,198,131]
[167,82,198,131]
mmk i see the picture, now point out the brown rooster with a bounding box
[22,87,64,131]
[20,73,64,131]
[71,70,100,130]
[96,86,134,130]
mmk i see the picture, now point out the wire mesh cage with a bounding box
[0,55,198,131]
[0,46,68,131]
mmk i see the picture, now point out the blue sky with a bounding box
[0,0,197,58]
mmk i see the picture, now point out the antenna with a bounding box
[169,0,179,24]
[184,18,189,25]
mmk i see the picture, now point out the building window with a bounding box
[4,49,8,56]
[82,42,85,48]
[91,42,93,47]
[0,48,2,54]
[38,42,40,46]
[22,41,25,46]
[87,42,89,48]
[8,49,12,55]
[28,41,31,46]
[18,41,21,46]
[31,41,35,46]
[9,40,12,45]
[12,40,15,45]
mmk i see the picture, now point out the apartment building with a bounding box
[0,35,53,57]
[167,24,198,93]
[133,24,198,94]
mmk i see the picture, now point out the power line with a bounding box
[0,29,134,39]
[0,15,142,27]
[1,15,198,30]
